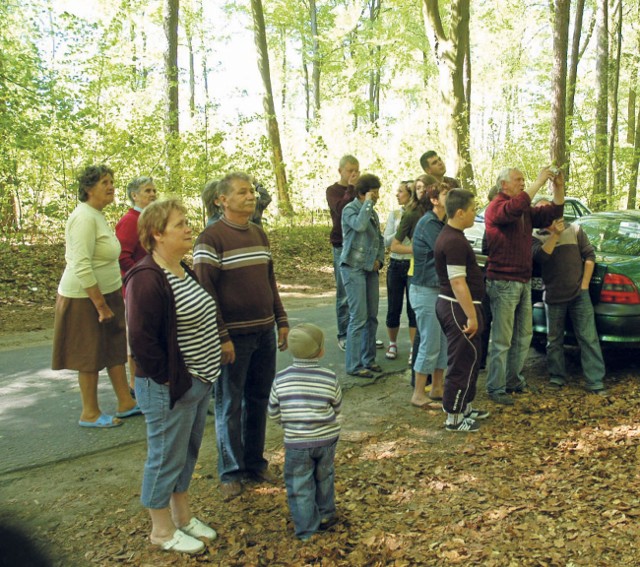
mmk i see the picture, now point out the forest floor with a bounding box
[1,235,640,566]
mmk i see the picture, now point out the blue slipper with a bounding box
[78,414,123,428]
[115,405,142,418]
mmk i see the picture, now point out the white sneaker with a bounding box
[180,517,218,540]
[156,530,205,554]
[337,338,346,352]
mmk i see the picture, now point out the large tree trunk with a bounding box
[607,0,622,199]
[250,0,292,215]
[164,0,181,190]
[565,0,587,185]
[550,0,570,171]
[592,0,608,208]
[422,0,475,191]
[628,103,640,209]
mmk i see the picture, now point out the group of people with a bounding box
[326,151,607,431]
[52,167,323,552]
[50,152,607,552]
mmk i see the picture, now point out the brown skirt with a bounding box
[52,290,127,373]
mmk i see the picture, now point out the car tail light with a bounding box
[600,273,640,305]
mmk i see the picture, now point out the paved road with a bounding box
[0,295,412,475]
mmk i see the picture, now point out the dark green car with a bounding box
[533,210,640,347]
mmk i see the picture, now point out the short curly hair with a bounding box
[138,199,188,253]
[77,165,114,202]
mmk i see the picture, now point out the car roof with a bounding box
[577,210,640,221]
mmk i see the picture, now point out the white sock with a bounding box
[446,413,463,425]
[463,403,472,417]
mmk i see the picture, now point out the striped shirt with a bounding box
[193,217,288,341]
[268,360,342,449]
[165,270,222,383]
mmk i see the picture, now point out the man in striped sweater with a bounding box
[268,323,342,541]
[193,171,289,500]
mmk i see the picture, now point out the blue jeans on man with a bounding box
[284,440,337,540]
[486,279,532,395]
[545,290,605,390]
[332,246,349,341]
[340,265,379,374]
[214,329,277,482]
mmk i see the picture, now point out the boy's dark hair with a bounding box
[355,173,381,195]
[445,188,475,219]
[419,150,438,172]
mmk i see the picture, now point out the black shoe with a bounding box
[319,516,339,531]
[489,393,514,406]
[367,363,383,373]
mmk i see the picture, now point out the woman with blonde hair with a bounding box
[125,199,222,554]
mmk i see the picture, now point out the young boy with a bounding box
[434,189,490,432]
[268,323,343,541]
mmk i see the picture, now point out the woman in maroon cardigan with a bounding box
[125,199,221,555]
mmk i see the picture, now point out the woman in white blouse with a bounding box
[52,165,139,428]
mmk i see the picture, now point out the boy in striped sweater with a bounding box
[268,323,343,541]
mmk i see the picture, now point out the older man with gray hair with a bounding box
[484,166,564,405]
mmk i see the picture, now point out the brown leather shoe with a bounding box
[220,480,243,500]
[247,468,279,484]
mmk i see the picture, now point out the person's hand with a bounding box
[552,169,565,192]
[462,316,478,338]
[536,167,555,185]
[97,304,115,323]
[364,190,374,201]
[221,341,235,365]
[373,260,381,272]
[278,327,289,352]
[550,218,565,235]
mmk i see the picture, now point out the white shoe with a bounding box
[156,530,205,554]
[180,517,218,540]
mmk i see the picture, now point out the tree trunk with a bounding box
[422,0,475,191]
[607,0,622,199]
[164,0,181,191]
[250,0,292,215]
[592,0,608,208]
[565,0,586,185]
[308,0,320,117]
[550,0,570,171]
[368,0,381,123]
[186,20,196,119]
[628,68,637,146]
[628,102,640,209]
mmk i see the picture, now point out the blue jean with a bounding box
[214,329,277,482]
[284,441,337,540]
[409,284,447,375]
[332,246,349,340]
[386,259,416,329]
[486,279,532,395]
[340,265,379,373]
[135,377,212,509]
[545,290,605,390]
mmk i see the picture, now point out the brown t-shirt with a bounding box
[435,224,484,301]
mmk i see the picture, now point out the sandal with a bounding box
[367,363,383,373]
[385,344,398,360]
[349,369,374,378]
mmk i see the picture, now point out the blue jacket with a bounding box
[340,197,384,271]
[412,210,444,288]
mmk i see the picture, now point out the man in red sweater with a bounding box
[326,155,359,351]
[484,167,564,405]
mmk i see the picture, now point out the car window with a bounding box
[580,218,640,256]
[564,202,578,222]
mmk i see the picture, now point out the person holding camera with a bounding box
[484,166,564,405]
